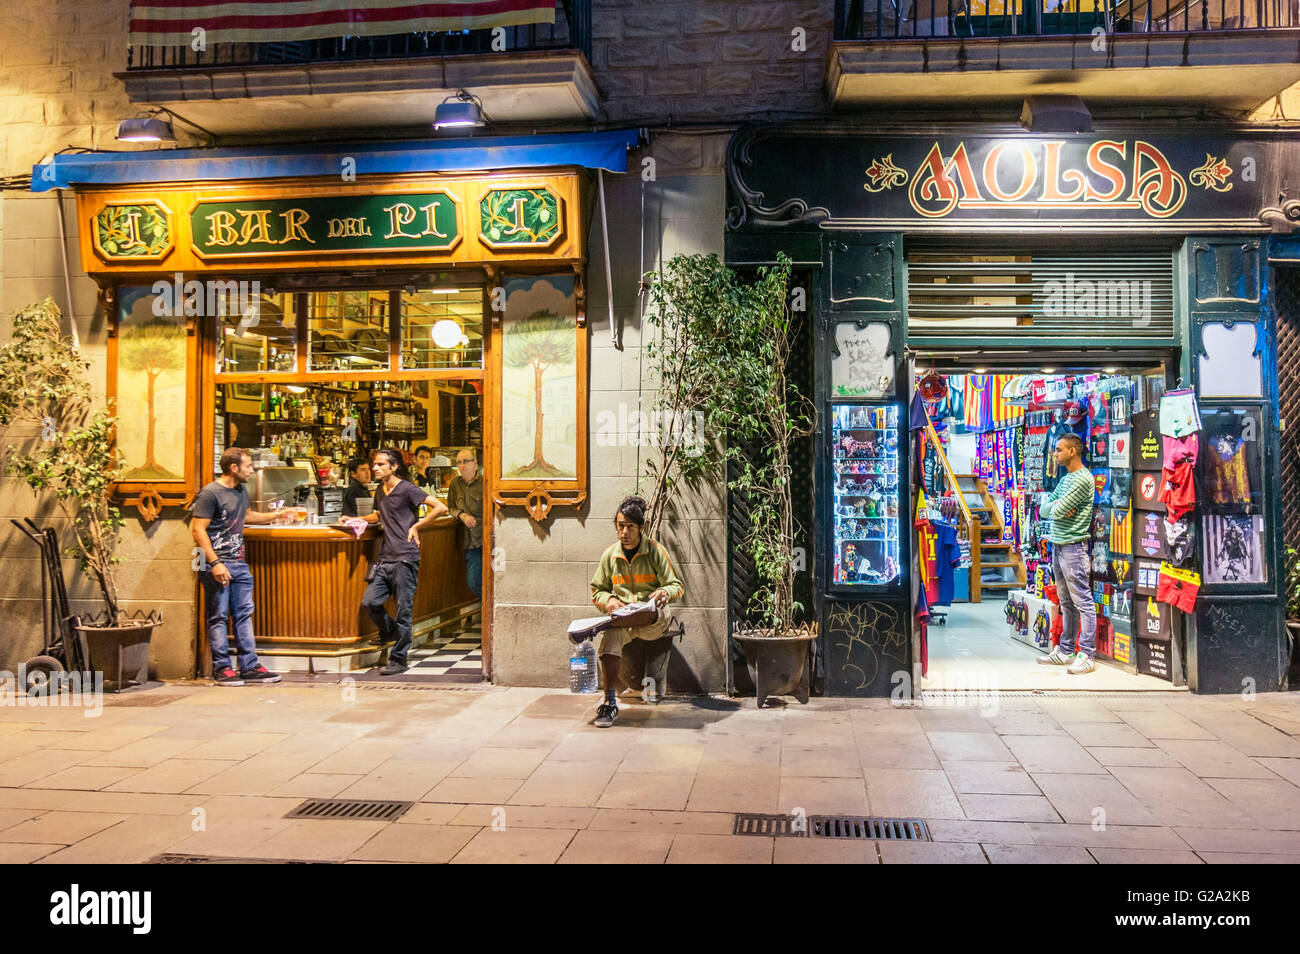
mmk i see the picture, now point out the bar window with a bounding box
[308,290,390,372]
[401,287,484,370]
[216,289,296,374]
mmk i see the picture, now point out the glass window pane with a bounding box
[401,288,484,370]
[1198,321,1263,398]
[216,290,295,374]
[308,290,390,372]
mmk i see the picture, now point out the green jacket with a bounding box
[1040,466,1095,544]
[590,535,685,610]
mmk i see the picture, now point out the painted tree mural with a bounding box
[502,310,574,477]
[119,318,185,479]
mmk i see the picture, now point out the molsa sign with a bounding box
[727,128,1283,231]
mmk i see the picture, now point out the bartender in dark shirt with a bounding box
[341,448,448,674]
[340,457,372,518]
[412,445,438,489]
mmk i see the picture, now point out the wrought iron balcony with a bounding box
[836,0,1298,38]
[127,0,590,69]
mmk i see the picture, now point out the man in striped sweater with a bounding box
[1036,433,1097,674]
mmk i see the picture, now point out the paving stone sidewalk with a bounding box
[3,681,1300,864]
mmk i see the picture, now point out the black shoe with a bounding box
[213,667,244,687]
[378,661,408,676]
[240,665,281,684]
[594,702,618,728]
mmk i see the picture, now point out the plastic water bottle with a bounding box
[568,639,598,693]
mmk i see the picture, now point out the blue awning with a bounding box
[31,129,642,192]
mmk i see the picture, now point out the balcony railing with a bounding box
[127,0,590,69]
[836,0,1298,38]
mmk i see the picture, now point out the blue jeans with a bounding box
[363,561,420,665]
[1052,541,1096,657]
[465,547,482,598]
[201,560,260,673]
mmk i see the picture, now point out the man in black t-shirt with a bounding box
[341,458,372,518]
[341,448,448,674]
[191,447,283,686]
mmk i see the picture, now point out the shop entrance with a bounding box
[910,355,1186,691]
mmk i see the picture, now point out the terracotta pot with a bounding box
[734,628,818,708]
[74,611,161,692]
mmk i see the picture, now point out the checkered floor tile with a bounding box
[405,628,483,676]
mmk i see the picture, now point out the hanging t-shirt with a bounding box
[934,522,961,606]
[916,516,940,606]
[922,436,944,497]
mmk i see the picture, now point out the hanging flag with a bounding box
[129,0,557,46]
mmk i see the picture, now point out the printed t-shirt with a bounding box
[193,480,249,563]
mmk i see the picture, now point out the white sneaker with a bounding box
[1036,648,1073,665]
[1067,652,1096,675]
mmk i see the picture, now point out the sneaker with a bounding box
[240,665,281,684]
[1036,648,1073,666]
[378,661,408,676]
[594,702,619,728]
[213,667,244,686]
[1067,652,1096,675]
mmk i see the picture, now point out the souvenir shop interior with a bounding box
[913,363,1225,691]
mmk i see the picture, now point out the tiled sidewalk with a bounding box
[3,683,1300,863]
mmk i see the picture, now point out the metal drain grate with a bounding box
[811,815,930,841]
[733,813,931,841]
[152,853,336,864]
[286,798,413,821]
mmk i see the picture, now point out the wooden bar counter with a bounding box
[244,518,475,643]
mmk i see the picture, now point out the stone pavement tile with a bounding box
[773,838,878,864]
[927,820,1035,844]
[55,792,205,815]
[1154,740,1275,779]
[856,732,941,770]
[589,809,734,835]
[424,776,523,804]
[878,841,986,864]
[780,744,860,777]
[1086,746,1180,768]
[185,752,323,796]
[34,813,195,864]
[1204,777,1300,829]
[0,750,98,787]
[926,731,1014,762]
[83,737,202,768]
[307,739,409,775]
[1245,707,1300,737]
[449,747,546,779]
[700,737,782,767]
[943,761,1039,795]
[1108,766,1251,828]
[268,773,363,799]
[1088,848,1203,864]
[1255,758,1300,786]
[198,795,301,820]
[1025,823,1189,850]
[1035,699,1124,723]
[778,776,869,815]
[1001,735,1107,774]
[105,759,238,794]
[520,693,601,721]
[1031,773,1161,826]
[394,739,482,763]
[509,763,615,808]
[337,760,461,802]
[350,823,478,863]
[958,794,1061,823]
[1198,852,1300,863]
[451,827,576,864]
[0,807,44,831]
[396,803,465,825]
[847,707,925,734]
[597,771,696,811]
[547,732,638,763]
[255,819,389,862]
[984,710,1068,736]
[1181,712,1300,758]
[703,713,786,740]
[915,710,997,733]
[0,789,84,810]
[1176,828,1300,854]
[685,765,780,814]
[150,722,241,741]
[24,766,140,792]
[1059,721,1153,748]
[449,804,595,828]
[44,725,167,752]
[983,844,1093,863]
[558,829,674,864]
[865,768,964,819]
[484,719,575,749]
[0,811,129,844]
[0,842,62,863]
[667,833,773,864]
[619,742,705,773]
[1117,710,1216,741]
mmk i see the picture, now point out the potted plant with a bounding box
[0,297,160,691]
[1285,547,1300,683]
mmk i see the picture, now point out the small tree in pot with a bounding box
[0,297,160,689]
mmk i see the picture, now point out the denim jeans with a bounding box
[465,547,482,598]
[200,559,260,673]
[1052,541,1096,657]
[363,561,420,665]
